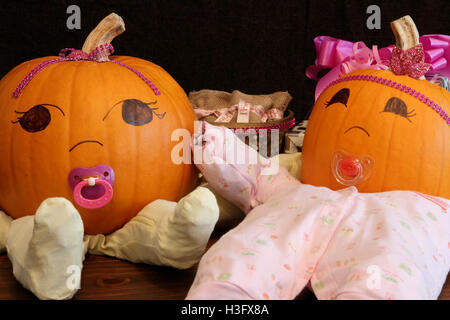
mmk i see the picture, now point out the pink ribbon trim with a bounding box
[413,192,448,213]
[228,117,296,133]
[194,100,284,123]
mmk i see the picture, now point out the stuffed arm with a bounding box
[84,186,219,270]
[0,210,12,253]
[5,198,84,300]
[3,186,219,300]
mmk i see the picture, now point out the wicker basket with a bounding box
[205,110,296,157]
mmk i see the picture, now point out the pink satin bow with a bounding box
[306,34,450,101]
[306,37,388,101]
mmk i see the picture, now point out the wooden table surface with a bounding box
[0,231,448,300]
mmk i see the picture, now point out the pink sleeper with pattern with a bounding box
[186,123,449,300]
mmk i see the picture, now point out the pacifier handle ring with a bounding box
[73,179,114,209]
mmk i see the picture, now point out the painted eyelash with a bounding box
[11,103,64,123]
[103,99,158,121]
[11,110,25,124]
[325,88,350,108]
[103,99,166,123]
[11,104,65,133]
[381,97,416,122]
[150,108,166,119]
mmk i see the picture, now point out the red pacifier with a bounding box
[331,150,374,186]
[68,165,115,209]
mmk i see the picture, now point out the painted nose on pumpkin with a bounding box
[68,165,115,209]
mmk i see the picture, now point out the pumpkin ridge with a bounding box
[380,109,397,193]
[25,60,66,209]
[123,64,139,228]
[165,82,192,200]
[436,127,445,194]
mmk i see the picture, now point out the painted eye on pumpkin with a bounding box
[381,97,416,122]
[11,104,65,133]
[325,88,350,108]
[103,99,166,126]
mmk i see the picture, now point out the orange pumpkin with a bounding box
[302,17,449,199]
[0,14,198,235]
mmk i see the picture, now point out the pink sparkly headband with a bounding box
[325,74,450,126]
[12,44,161,98]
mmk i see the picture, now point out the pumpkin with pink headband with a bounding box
[0,13,199,235]
[0,13,221,300]
[302,15,450,198]
[184,15,449,301]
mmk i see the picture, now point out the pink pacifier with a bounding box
[68,165,115,209]
[331,150,374,186]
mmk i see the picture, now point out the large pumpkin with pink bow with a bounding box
[0,14,198,235]
[302,16,450,199]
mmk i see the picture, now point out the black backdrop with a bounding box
[0,0,449,121]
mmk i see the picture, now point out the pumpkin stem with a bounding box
[390,15,419,50]
[82,13,125,61]
[390,15,425,80]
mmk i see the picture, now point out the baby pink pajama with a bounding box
[186,123,449,300]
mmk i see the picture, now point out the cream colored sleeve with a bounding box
[0,210,12,253]
[5,198,84,300]
[84,186,219,270]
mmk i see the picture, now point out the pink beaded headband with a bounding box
[324,74,450,126]
[12,44,161,98]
